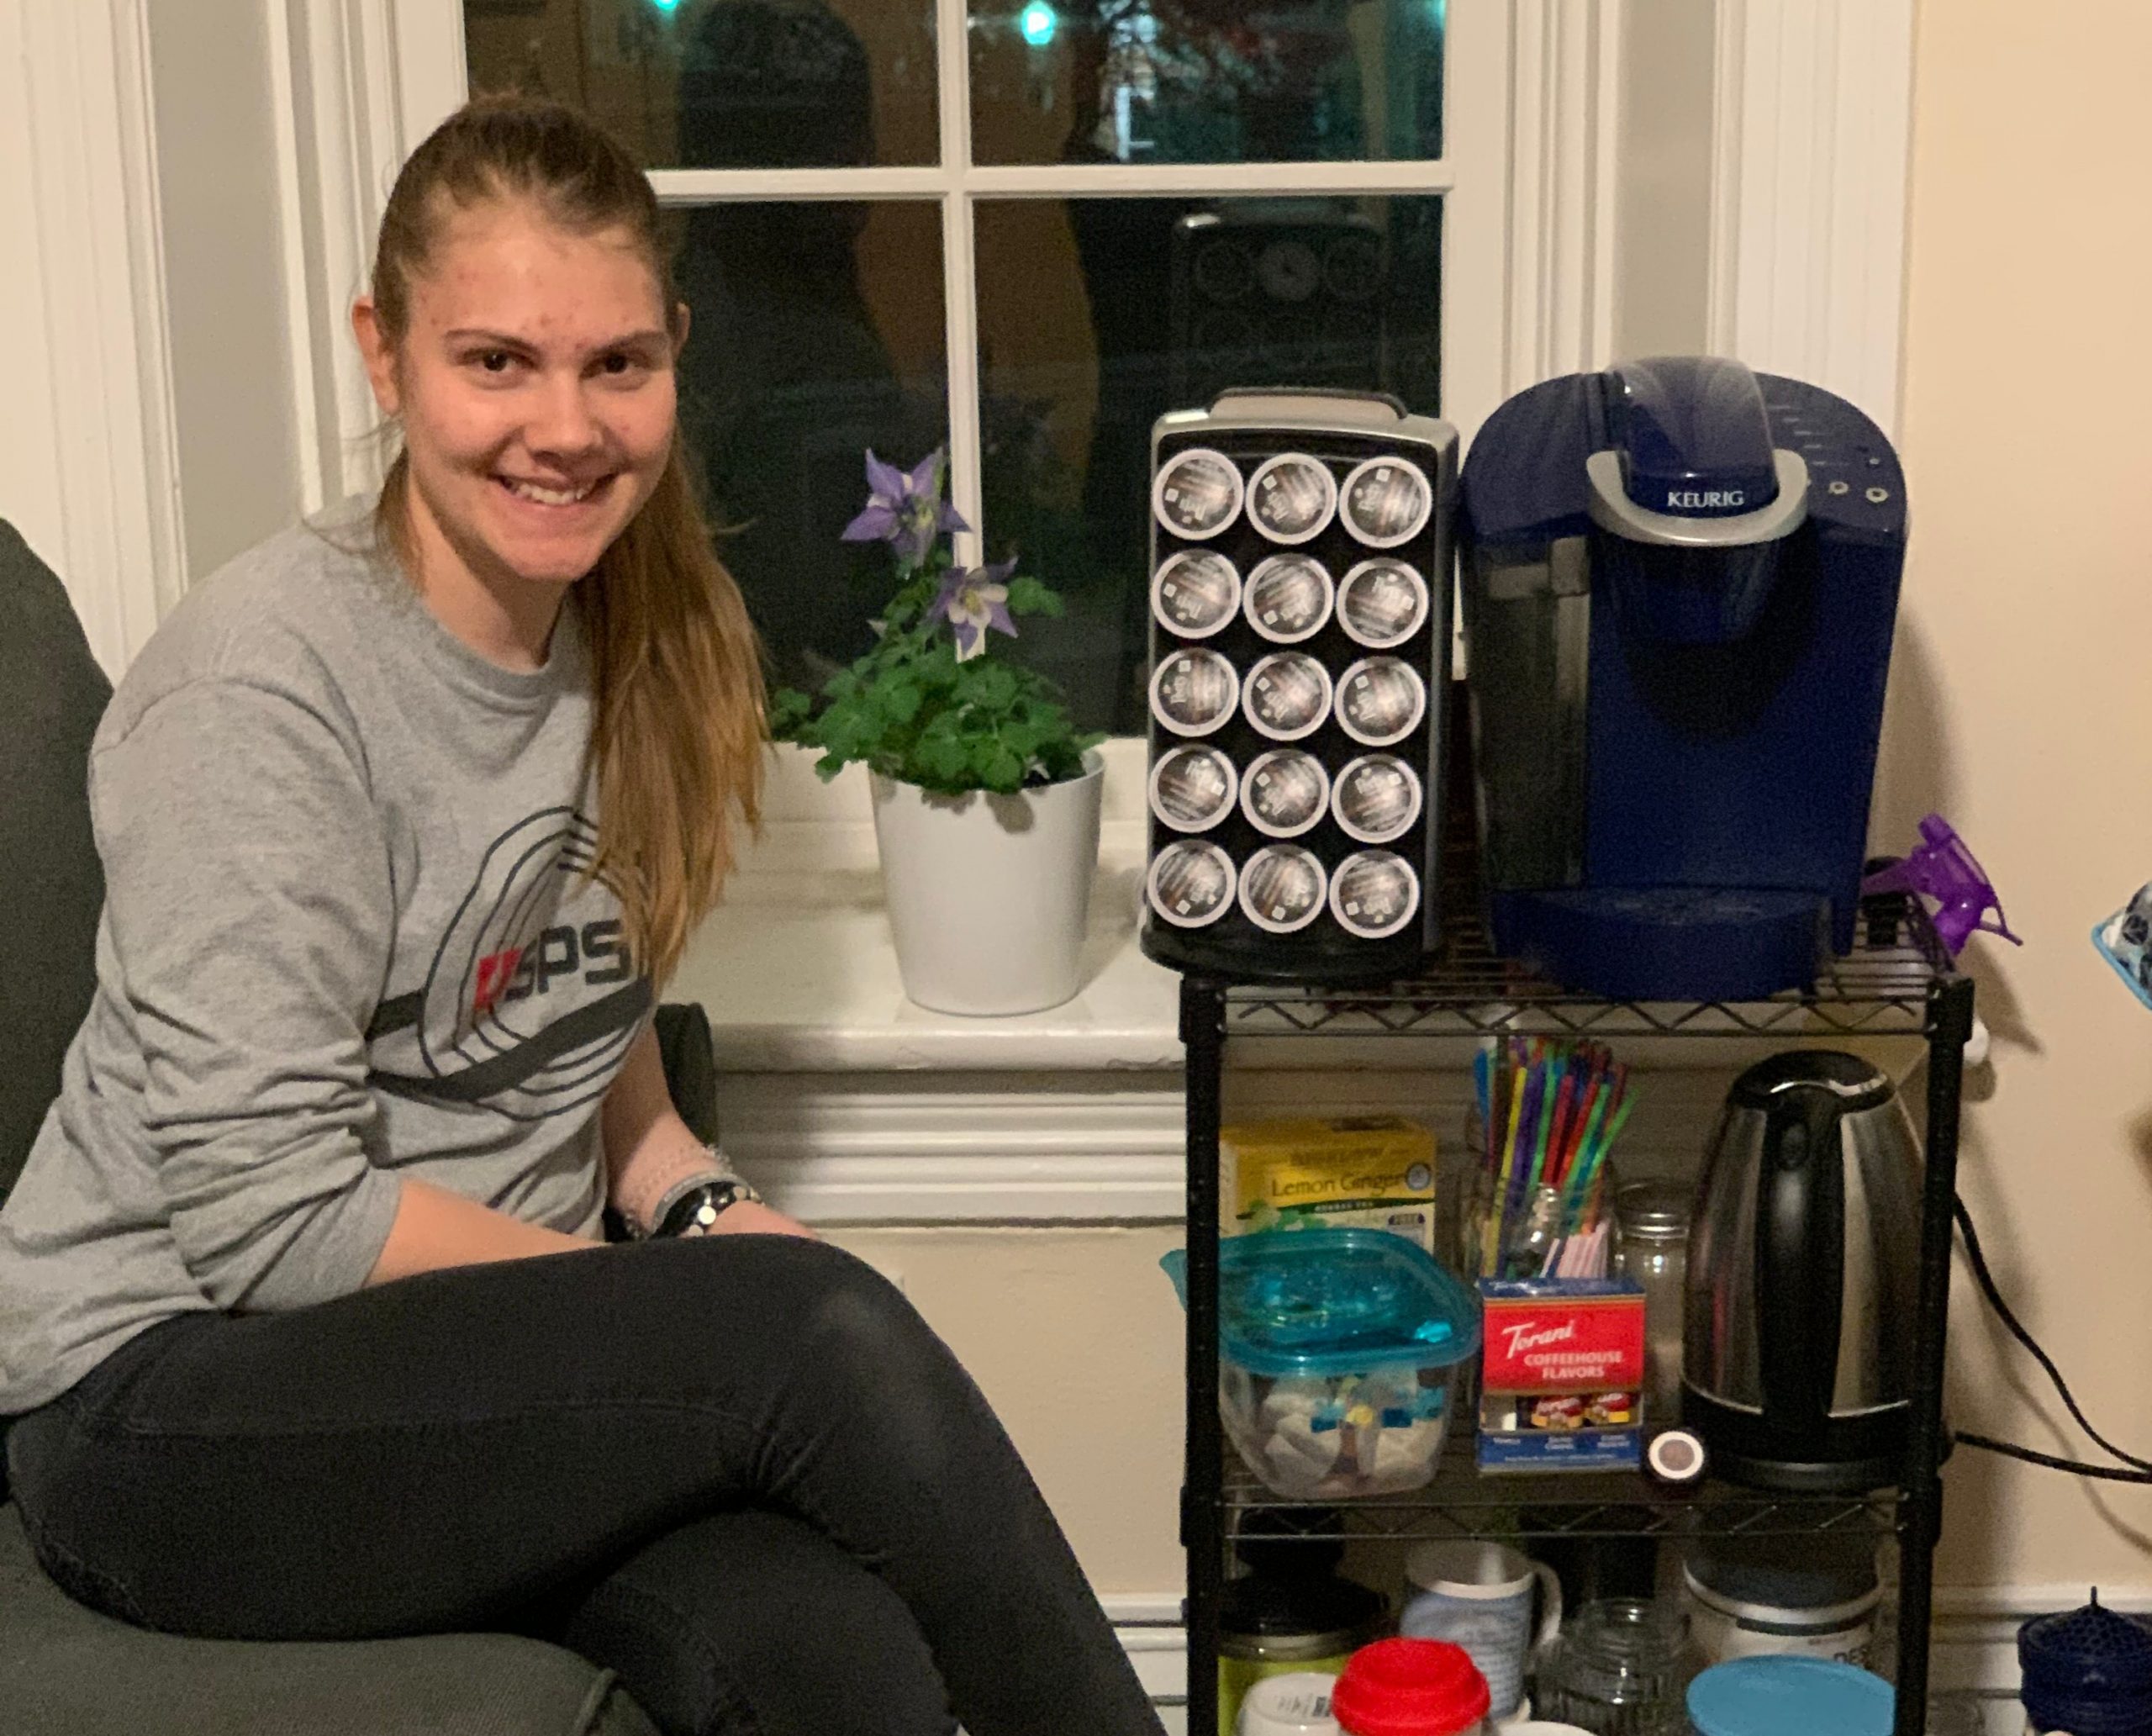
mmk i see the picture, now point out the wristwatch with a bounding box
[653,1176,763,1238]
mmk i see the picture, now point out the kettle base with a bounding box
[1684,1388,1930,1494]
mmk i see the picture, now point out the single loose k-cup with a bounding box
[1242,652,1333,743]
[1149,745,1238,834]
[1242,554,1335,645]
[1340,454,1433,548]
[1239,845,1329,935]
[1336,558,1430,649]
[1150,646,1240,738]
[1329,849,1421,940]
[1151,550,1242,640]
[1152,447,1244,540]
[1147,839,1237,929]
[1240,750,1331,840]
[1336,656,1426,747]
[1247,453,1338,545]
[1332,753,1423,845]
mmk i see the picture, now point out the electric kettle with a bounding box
[1684,1052,1923,1491]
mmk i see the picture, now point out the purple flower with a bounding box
[841,447,969,563]
[933,557,1019,662]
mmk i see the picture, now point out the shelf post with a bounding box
[1895,970,1975,1736]
[1179,974,1226,1736]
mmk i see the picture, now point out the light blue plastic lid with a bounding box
[1160,1227,1481,1379]
[1686,1658,1893,1736]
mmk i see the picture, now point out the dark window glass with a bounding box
[672,203,948,694]
[969,2,1445,166]
[973,195,1442,732]
[463,0,939,168]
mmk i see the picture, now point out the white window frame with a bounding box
[5,0,1914,689]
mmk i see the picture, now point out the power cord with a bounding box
[1952,1192,2152,1484]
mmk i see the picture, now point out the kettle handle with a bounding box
[1755,1088,1847,1438]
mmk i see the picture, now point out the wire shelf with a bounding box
[1222,894,1956,1041]
[1219,1445,1897,1543]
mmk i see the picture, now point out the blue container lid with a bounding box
[1161,1228,1480,1379]
[1686,1658,1893,1736]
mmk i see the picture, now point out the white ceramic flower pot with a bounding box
[870,750,1105,1016]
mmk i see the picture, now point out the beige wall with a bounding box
[1882,0,2152,1588]
[826,1226,1188,1598]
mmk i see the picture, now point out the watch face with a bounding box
[1340,456,1434,548]
[1239,845,1327,935]
[1336,656,1427,747]
[1329,849,1421,939]
[1242,553,1334,644]
[1152,447,1244,540]
[1241,749,1331,840]
[1242,652,1333,742]
[1150,647,1240,737]
[1247,454,1337,545]
[1333,753,1423,844]
[1149,745,1238,834]
[1152,550,1242,639]
[1148,840,1237,928]
[1337,559,1430,649]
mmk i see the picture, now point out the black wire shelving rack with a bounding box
[1176,894,1974,1736]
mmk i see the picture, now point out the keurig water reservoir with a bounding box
[1142,390,1458,983]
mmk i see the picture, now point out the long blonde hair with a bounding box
[367,94,764,985]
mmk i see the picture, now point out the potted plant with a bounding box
[769,447,1105,1016]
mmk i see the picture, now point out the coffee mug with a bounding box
[1400,1541,1564,1719]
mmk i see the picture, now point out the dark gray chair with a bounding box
[0,520,664,1735]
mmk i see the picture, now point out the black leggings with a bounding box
[4,1235,1165,1736]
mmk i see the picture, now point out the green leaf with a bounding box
[1004,575,1066,619]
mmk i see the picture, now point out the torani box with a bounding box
[1475,1276,1646,1472]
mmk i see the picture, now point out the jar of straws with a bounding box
[1464,1038,1634,1282]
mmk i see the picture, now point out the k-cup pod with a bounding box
[1243,554,1335,645]
[1329,849,1421,940]
[1149,746,1239,834]
[1239,845,1329,935]
[1333,753,1423,845]
[1336,656,1426,747]
[1241,750,1332,840]
[1150,646,1241,738]
[1340,455,1434,548]
[1242,652,1334,743]
[1336,558,1430,649]
[1247,453,1338,545]
[1152,550,1242,639]
[1152,447,1244,540]
[1147,839,1237,929]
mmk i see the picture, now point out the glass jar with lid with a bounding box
[1612,1181,1690,1427]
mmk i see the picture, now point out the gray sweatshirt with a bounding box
[0,502,648,1414]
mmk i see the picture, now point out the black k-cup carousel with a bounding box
[1142,389,1459,984]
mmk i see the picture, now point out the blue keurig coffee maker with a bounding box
[1458,356,1906,1000]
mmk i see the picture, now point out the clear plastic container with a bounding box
[1164,1228,1482,1500]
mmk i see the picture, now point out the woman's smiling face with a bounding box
[356,196,682,595]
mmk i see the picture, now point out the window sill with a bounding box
[671,744,1184,1075]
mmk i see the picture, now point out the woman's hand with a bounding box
[685,1199,818,1241]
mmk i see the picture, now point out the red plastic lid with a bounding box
[1332,1638,1492,1736]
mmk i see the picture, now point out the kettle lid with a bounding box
[1727,1051,1893,1115]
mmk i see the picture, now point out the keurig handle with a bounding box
[1755,1090,1848,1442]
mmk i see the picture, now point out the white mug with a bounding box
[1400,1541,1564,1721]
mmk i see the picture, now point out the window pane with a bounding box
[672,203,948,694]
[974,195,1441,732]
[463,0,939,169]
[970,3,1444,166]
